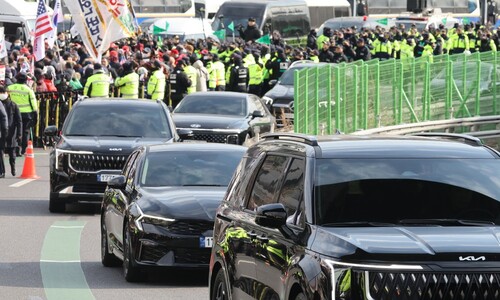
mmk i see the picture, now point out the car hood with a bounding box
[312,226,500,261]
[265,84,294,103]
[57,136,173,153]
[173,114,247,130]
[138,187,227,221]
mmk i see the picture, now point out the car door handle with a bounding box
[256,235,269,243]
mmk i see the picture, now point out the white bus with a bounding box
[366,0,481,20]
[305,0,352,28]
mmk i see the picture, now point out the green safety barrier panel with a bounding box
[294,51,500,134]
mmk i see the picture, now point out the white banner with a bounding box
[63,0,138,61]
[0,28,7,59]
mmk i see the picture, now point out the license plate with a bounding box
[97,174,120,182]
[200,236,213,248]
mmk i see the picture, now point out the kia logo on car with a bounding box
[190,124,202,128]
[109,148,122,151]
[459,256,486,261]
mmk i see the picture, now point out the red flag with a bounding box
[35,0,52,38]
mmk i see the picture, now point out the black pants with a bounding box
[249,84,262,97]
[4,147,15,175]
[20,113,34,155]
[0,148,4,176]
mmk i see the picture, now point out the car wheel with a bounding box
[101,218,121,267]
[123,224,142,282]
[49,193,65,213]
[294,292,307,300]
[212,269,229,300]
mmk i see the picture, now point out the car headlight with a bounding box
[262,96,274,105]
[134,205,176,231]
[323,259,423,300]
[55,149,93,171]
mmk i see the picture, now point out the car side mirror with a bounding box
[107,175,126,189]
[269,79,278,87]
[252,110,264,118]
[177,128,194,141]
[44,125,59,137]
[255,203,287,228]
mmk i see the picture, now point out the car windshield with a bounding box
[64,104,173,139]
[174,95,247,116]
[314,158,500,226]
[140,150,244,187]
[279,67,302,85]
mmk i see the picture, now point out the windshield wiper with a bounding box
[398,219,495,226]
[322,221,395,227]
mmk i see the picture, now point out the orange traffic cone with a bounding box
[20,141,40,179]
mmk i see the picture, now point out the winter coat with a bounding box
[0,101,8,150]
[2,99,22,149]
[193,60,208,92]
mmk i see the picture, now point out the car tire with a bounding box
[294,292,307,300]
[123,224,142,282]
[101,219,121,267]
[49,193,65,213]
[212,269,229,300]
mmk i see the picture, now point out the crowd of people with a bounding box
[0,17,499,177]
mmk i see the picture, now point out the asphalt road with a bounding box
[0,149,209,300]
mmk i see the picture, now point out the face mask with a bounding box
[0,93,8,101]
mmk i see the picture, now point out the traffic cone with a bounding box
[19,141,40,179]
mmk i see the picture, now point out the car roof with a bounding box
[146,142,247,153]
[259,134,498,159]
[183,91,251,99]
[74,98,163,108]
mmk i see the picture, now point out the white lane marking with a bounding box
[9,179,37,187]
[50,226,86,229]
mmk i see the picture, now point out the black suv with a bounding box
[209,133,500,300]
[44,98,180,213]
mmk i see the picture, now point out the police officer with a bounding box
[169,59,192,108]
[316,27,333,50]
[266,47,290,80]
[212,54,226,91]
[147,60,166,100]
[248,51,263,96]
[7,72,37,156]
[450,26,469,54]
[228,54,249,93]
[354,38,371,61]
[0,86,21,176]
[488,0,498,25]
[115,62,139,99]
[184,58,198,95]
[83,63,111,98]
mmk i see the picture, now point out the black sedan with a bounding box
[173,92,276,145]
[100,142,246,282]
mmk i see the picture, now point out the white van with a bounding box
[0,0,55,48]
[304,0,352,28]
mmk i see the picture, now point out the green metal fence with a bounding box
[294,51,500,134]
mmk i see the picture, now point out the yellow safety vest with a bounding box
[213,61,226,87]
[115,72,139,99]
[184,65,197,94]
[147,70,166,100]
[83,72,111,98]
[248,63,263,86]
[7,83,37,113]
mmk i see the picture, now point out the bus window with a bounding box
[211,4,266,36]
[271,12,310,38]
[335,7,351,17]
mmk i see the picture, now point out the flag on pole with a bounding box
[376,18,388,26]
[213,29,225,41]
[255,34,271,45]
[228,21,235,32]
[33,0,52,62]
[153,21,169,35]
[47,0,64,47]
[63,0,139,61]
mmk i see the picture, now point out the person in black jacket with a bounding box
[0,86,22,177]
[265,47,290,80]
[307,29,318,50]
[0,89,8,178]
[354,38,372,61]
[228,54,249,92]
[318,41,334,63]
[238,17,262,43]
[169,59,192,108]
[332,45,349,64]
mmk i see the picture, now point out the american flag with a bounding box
[35,0,52,38]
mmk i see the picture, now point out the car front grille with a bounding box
[140,245,210,265]
[168,221,213,235]
[174,248,211,264]
[72,183,107,193]
[69,154,128,172]
[367,271,500,300]
[191,133,230,143]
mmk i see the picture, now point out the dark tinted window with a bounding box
[278,158,305,225]
[174,95,248,116]
[64,104,172,139]
[279,66,305,85]
[315,158,500,225]
[247,155,288,210]
[140,149,245,187]
[270,7,310,38]
[211,4,266,34]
